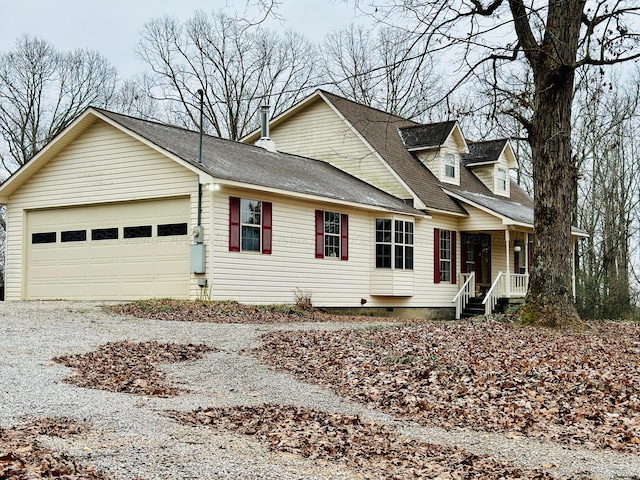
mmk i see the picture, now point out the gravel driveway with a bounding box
[1,301,639,479]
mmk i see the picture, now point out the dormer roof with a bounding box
[462,139,517,169]
[399,121,458,150]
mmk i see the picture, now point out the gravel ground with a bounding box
[1,301,639,479]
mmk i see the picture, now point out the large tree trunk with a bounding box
[518,0,584,328]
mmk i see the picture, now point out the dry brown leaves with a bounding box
[255,320,640,454]
[168,404,561,479]
[0,417,106,479]
[107,299,386,324]
[54,341,215,397]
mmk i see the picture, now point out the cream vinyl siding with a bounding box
[458,205,505,232]
[267,100,411,199]
[472,165,495,192]
[417,214,461,305]
[5,120,200,300]
[416,135,462,186]
[369,215,416,296]
[206,188,466,309]
[365,214,461,307]
[209,188,374,307]
[25,198,190,300]
[469,159,511,197]
[209,189,460,309]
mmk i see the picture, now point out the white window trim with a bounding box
[440,229,452,282]
[324,211,341,259]
[444,153,456,179]
[376,218,414,270]
[240,198,262,252]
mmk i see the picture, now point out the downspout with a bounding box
[505,229,511,298]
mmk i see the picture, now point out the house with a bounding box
[0,107,429,312]
[242,90,586,317]
[0,91,583,319]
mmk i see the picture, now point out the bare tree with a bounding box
[136,10,320,140]
[0,35,118,174]
[574,67,640,318]
[356,0,640,327]
[322,24,442,120]
[110,78,162,120]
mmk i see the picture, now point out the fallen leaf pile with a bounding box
[107,299,386,324]
[255,320,640,453]
[168,404,563,479]
[0,417,106,479]
[54,341,215,397]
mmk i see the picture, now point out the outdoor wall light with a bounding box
[514,245,522,253]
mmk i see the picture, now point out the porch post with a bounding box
[505,229,511,298]
[525,232,530,273]
[572,238,576,298]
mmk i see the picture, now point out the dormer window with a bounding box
[497,167,507,191]
[445,153,456,178]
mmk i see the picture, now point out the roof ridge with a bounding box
[93,106,241,145]
[398,119,458,131]
[317,89,420,125]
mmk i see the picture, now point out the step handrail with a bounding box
[452,272,475,319]
[482,271,505,315]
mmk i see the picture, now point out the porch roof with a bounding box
[444,187,588,236]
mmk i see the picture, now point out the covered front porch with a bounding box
[453,229,533,319]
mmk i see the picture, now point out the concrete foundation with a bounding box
[323,306,456,320]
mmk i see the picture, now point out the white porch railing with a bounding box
[482,272,529,315]
[452,272,475,320]
[510,273,529,297]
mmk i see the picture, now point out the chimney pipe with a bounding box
[255,103,276,152]
[260,104,270,139]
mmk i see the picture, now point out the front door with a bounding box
[461,233,491,291]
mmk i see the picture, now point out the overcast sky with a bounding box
[0,0,366,77]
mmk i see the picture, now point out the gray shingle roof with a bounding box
[398,121,458,150]
[95,108,420,215]
[462,139,508,166]
[443,186,534,225]
[444,185,586,235]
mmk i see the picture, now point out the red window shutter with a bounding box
[315,210,324,258]
[229,196,240,252]
[528,239,534,273]
[262,201,272,254]
[451,231,457,284]
[340,214,349,261]
[434,228,440,283]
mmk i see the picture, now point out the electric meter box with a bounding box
[190,243,206,273]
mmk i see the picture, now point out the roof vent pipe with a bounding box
[255,104,276,152]
[260,104,270,139]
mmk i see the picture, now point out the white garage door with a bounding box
[25,197,191,300]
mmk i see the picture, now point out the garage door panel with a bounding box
[26,198,191,300]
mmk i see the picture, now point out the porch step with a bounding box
[462,297,485,317]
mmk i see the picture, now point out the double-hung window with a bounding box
[445,153,456,178]
[315,210,348,260]
[394,220,414,269]
[434,228,457,284]
[229,197,272,254]
[375,219,414,270]
[241,199,262,252]
[497,167,507,192]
